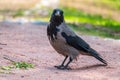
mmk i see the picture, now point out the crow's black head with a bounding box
[52,9,63,17]
[50,9,64,26]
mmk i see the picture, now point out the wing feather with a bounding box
[61,32,90,52]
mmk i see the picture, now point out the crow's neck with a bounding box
[48,17,64,41]
[50,17,64,27]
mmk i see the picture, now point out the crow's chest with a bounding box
[47,26,60,41]
[49,37,69,56]
[47,30,68,55]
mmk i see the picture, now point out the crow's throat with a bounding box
[50,16,64,27]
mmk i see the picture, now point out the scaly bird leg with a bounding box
[63,57,73,70]
[55,56,68,69]
[55,57,73,70]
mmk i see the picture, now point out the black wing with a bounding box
[61,32,90,52]
[61,32,107,65]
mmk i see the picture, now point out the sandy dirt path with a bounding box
[0,22,120,80]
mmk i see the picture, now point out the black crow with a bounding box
[47,9,107,70]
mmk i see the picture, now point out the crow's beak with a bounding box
[55,11,60,16]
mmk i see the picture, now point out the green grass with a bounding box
[0,0,119,39]
[13,10,25,17]
[60,0,120,21]
[94,0,120,11]
[13,62,34,69]
[0,61,34,71]
[69,23,120,39]
[63,7,120,31]
[60,7,120,39]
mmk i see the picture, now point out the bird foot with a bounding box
[54,65,71,70]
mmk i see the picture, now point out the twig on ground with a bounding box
[3,55,15,63]
[0,43,7,45]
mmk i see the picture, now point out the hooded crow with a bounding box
[47,9,107,70]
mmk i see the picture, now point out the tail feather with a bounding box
[88,48,107,65]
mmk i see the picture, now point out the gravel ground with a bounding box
[0,22,120,80]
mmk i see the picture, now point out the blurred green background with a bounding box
[0,0,120,39]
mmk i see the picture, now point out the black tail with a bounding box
[88,48,107,65]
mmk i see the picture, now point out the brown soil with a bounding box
[0,22,120,80]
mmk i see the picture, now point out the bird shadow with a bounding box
[71,64,107,71]
[47,64,107,72]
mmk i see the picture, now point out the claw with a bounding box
[54,65,64,69]
[54,65,71,70]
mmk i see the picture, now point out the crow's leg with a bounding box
[55,56,68,69]
[60,56,68,66]
[56,57,73,70]
[63,57,73,70]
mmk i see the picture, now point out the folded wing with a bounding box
[61,32,107,65]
